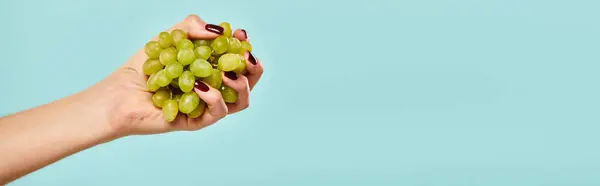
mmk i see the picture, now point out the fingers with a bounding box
[232,29,263,90]
[243,51,264,90]
[178,81,228,131]
[233,29,249,41]
[154,14,223,41]
[222,71,250,114]
[182,15,224,40]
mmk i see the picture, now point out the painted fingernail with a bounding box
[194,81,210,92]
[205,24,224,35]
[248,52,257,65]
[224,71,238,80]
[241,29,248,39]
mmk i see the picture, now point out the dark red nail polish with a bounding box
[241,29,248,39]
[248,52,257,65]
[194,81,210,92]
[224,71,238,80]
[205,24,224,35]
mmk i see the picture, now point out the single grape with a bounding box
[158,32,174,48]
[177,48,196,65]
[165,63,184,79]
[152,88,171,108]
[178,91,200,114]
[146,72,160,92]
[143,58,164,75]
[162,99,179,122]
[218,53,243,72]
[232,58,247,74]
[194,46,212,60]
[227,37,242,54]
[210,36,229,55]
[189,59,213,78]
[194,40,211,47]
[187,100,206,118]
[171,29,187,44]
[241,41,252,52]
[159,47,178,65]
[178,71,195,93]
[144,41,162,58]
[220,86,238,103]
[219,22,233,37]
[176,39,194,50]
[203,68,223,89]
[155,70,171,87]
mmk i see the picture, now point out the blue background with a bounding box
[1,0,600,185]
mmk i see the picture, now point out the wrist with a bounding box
[67,87,125,143]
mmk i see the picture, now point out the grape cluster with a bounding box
[143,22,252,122]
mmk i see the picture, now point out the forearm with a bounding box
[0,90,118,184]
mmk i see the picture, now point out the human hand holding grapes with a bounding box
[0,14,266,183]
[102,14,264,136]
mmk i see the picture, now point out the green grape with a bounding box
[159,47,178,65]
[232,58,247,74]
[219,22,233,37]
[218,53,243,72]
[241,41,252,52]
[171,29,187,44]
[173,93,183,103]
[152,88,171,108]
[146,72,160,92]
[220,86,238,103]
[165,63,184,79]
[178,91,200,114]
[170,79,180,89]
[178,71,195,93]
[187,100,206,118]
[144,41,162,58]
[194,46,212,60]
[162,99,179,122]
[203,68,223,89]
[189,59,213,78]
[155,70,171,87]
[194,40,211,47]
[227,37,242,54]
[210,36,229,55]
[158,32,174,48]
[176,39,194,50]
[177,48,196,65]
[143,58,163,75]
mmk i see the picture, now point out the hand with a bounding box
[96,14,264,136]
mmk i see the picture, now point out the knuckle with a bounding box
[204,91,222,105]
[218,104,229,118]
[185,14,201,22]
[253,65,264,75]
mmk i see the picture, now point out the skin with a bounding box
[0,14,264,185]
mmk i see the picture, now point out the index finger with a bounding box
[160,14,224,40]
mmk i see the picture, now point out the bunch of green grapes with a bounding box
[143,22,252,122]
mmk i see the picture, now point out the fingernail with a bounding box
[224,71,238,80]
[241,29,248,39]
[248,52,257,65]
[205,24,224,35]
[194,81,210,92]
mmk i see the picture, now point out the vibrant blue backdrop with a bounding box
[1,0,600,185]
